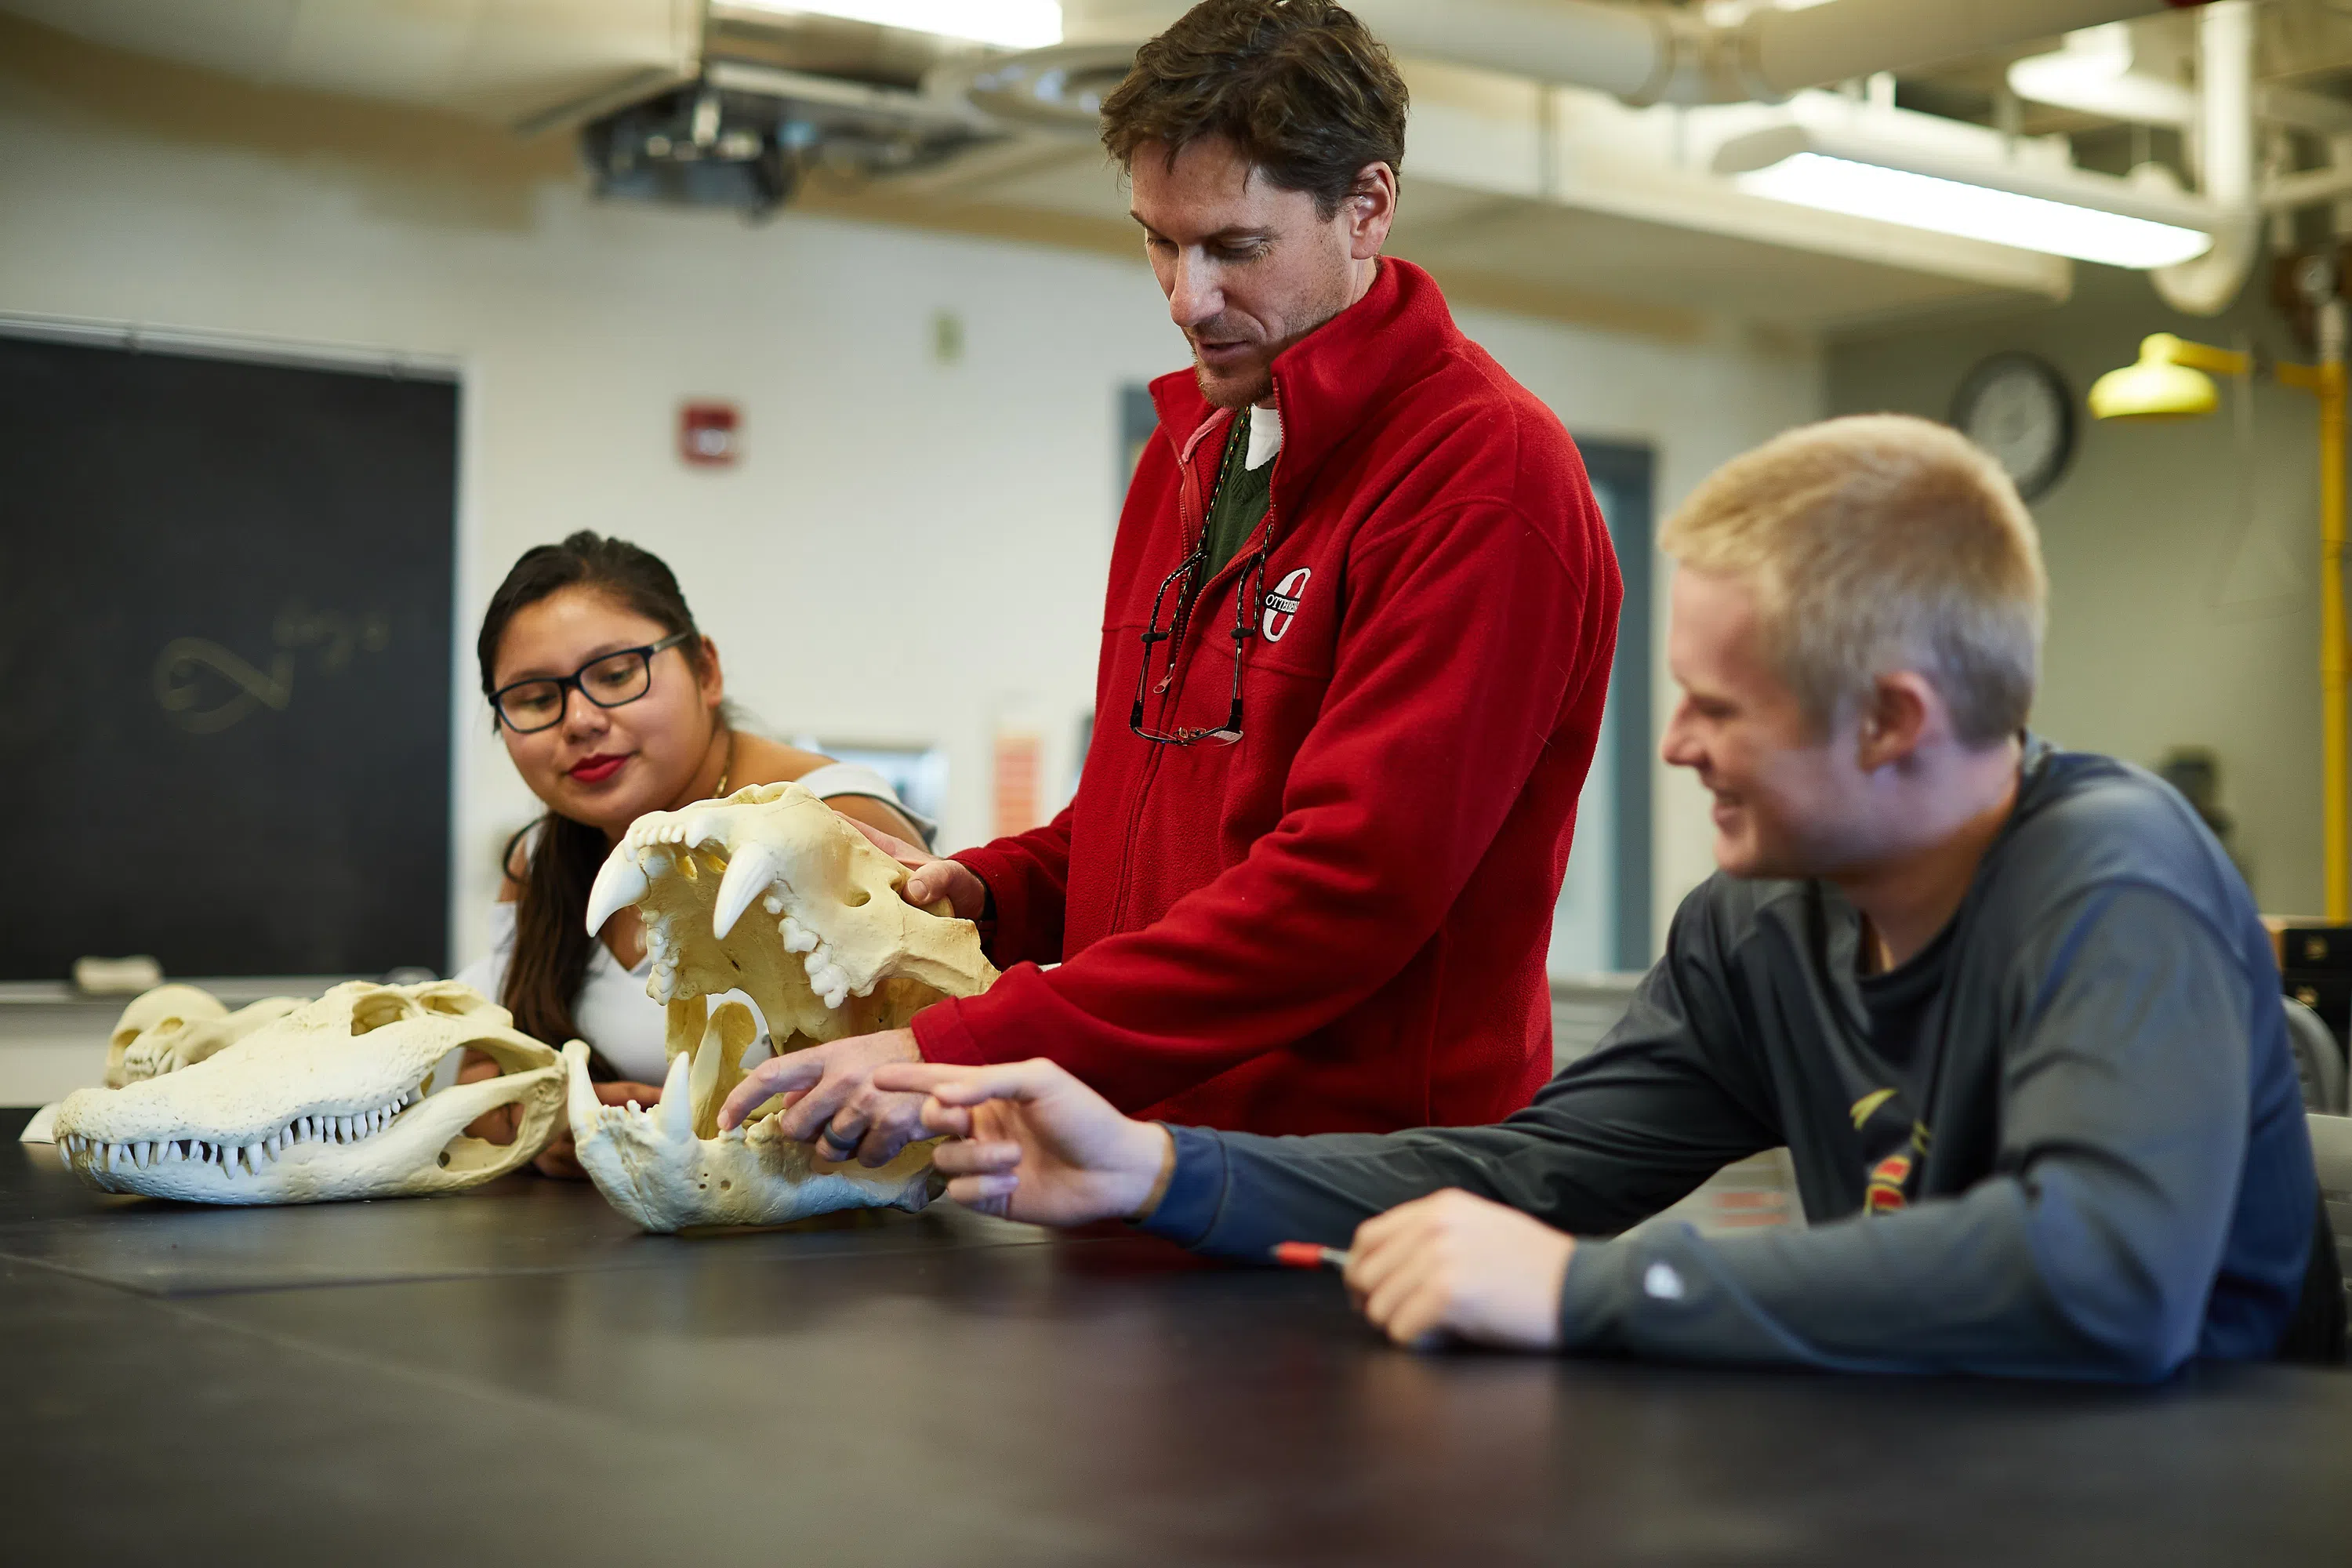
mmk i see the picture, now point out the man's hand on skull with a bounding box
[716,1028,929,1167]
[846,819,990,923]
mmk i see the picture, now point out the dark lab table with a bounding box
[2,1107,2347,1566]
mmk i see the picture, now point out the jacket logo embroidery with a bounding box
[1261,567,1313,643]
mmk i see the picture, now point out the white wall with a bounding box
[1831,267,2326,914]
[1457,310,1822,953]
[0,36,1818,981]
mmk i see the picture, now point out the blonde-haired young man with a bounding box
[878,415,2343,1378]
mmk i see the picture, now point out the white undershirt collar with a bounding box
[1244,403,1283,471]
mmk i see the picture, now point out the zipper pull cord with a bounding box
[1160,415,1247,695]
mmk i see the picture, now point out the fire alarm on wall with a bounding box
[679,401,739,466]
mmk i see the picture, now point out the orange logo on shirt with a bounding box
[1865,1152,1911,1214]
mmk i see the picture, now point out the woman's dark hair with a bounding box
[477,531,711,1051]
[1099,0,1406,218]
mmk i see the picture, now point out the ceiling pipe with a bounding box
[2333,132,2352,241]
[1343,0,2190,108]
[2009,19,2352,136]
[1342,0,1670,101]
[1026,1,2203,125]
[2153,0,2258,317]
[1739,0,2188,103]
[2007,23,2196,127]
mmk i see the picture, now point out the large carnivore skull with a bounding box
[53,981,564,1204]
[585,780,996,1057]
[573,781,996,1232]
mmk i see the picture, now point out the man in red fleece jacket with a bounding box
[720,0,1621,1162]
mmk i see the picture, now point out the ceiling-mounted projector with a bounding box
[581,83,804,218]
[581,77,987,220]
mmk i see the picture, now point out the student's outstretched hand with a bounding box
[847,818,990,923]
[1344,1189,1575,1352]
[871,1058,1173,1225]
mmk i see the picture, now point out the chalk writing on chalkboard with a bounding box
[152,600,395,735]
[275,601,393,673]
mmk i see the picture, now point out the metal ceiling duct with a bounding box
[2009,14,2352,137]
[1312,0,2194,107]
[981,0,2201,129]
[0,0,702,131]
[1727,0,2189,105]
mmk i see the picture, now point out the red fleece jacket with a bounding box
[912,260,1621,1134]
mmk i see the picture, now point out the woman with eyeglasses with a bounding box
[452,532,928,1175]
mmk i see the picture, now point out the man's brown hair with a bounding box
[1660,415,2049,747]
[1100,0,1406,216]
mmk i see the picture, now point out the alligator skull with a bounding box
[572,781,996,1232]
[53,980,565,1204]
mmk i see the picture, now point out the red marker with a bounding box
[1272,1241,1352,1271]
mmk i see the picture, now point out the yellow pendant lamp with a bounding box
[2088,334,2228,420]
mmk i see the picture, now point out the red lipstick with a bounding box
[569,754,626,784]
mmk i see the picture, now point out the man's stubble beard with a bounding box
[1189,265,1359,410]
[1195,357,1274,411]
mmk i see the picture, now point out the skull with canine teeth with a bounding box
[53,981,565,1204]
[572,780,997,1232]
[561,1008,942,1232]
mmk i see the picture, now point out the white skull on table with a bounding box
[570,780,997,1232]
[53,980,564,1204]
[103,983,303,1087]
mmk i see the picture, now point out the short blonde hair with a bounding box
[1660,415,2047,746]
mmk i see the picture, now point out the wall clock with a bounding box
[1951,351,2076,502]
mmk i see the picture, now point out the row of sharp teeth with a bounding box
[647,914,690,1007]
[60,1086,423,1177]
[644,896,869,1012]
[629,816,717,852]
[777,907,862,1009]
[591,1096,764,1142]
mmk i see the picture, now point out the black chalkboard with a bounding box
[0,332,456,980]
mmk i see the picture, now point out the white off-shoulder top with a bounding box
[453,763,927,1082]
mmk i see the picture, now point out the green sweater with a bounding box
[1202,408,1275,578]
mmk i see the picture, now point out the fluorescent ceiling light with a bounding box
[731,2,1062,49]
[1711,125,2220,271]
[1737,153,2214,269]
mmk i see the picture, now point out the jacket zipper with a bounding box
[1107,387,1283,932]
[1108,410,1221,931]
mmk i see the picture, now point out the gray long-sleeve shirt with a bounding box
[1140,741,2322,1379]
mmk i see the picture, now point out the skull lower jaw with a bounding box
[581,1115,939,1233]
[564,1036,938,1234]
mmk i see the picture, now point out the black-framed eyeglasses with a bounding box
[488,631,693,734]
[1130,544,1269,747]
